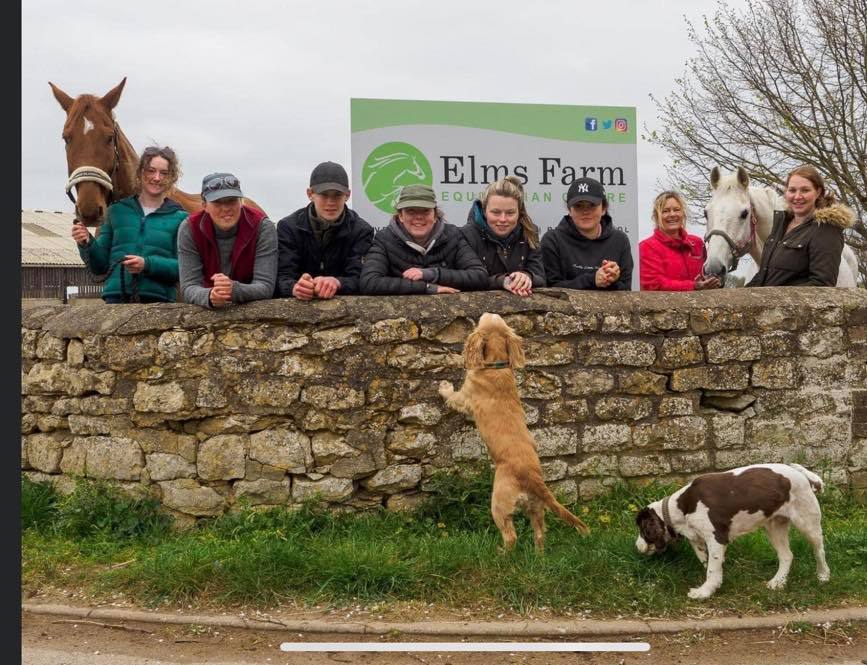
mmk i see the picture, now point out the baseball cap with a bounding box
[395,184,437,209]
[201,172,243,202]
[566,177,606,207]
[309,161,350,194]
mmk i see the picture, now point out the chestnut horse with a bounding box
[49,77,264,226]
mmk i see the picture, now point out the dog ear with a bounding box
[506,330,526,368]
[464,331,485,369]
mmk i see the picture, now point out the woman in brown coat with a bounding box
[747,166,855,287]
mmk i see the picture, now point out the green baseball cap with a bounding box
[395,184,437,209]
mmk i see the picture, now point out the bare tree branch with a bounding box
[647,0,867,276]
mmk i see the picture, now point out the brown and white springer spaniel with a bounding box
[635,463,830,599]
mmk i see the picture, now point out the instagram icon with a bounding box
[614,118,628,132]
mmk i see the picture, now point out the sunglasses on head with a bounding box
[142,146,176,160]
[204,175,240,192]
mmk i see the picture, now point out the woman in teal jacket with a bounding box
[72,146,188,303]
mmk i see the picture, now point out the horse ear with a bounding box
[506,331,526,369]
[736,166,750,188]
[710,166,721,190]
[99,77,127,111]
[49,82,74,112]
[463,331,485,369]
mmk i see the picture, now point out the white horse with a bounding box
[702,166,858,287]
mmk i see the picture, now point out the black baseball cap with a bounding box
[567,177,605,207]
[309,161,350,194]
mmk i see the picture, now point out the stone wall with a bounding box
[21,288,867,522]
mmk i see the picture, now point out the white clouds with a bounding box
[23,0,747,235]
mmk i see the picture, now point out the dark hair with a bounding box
[479,175,540,248]
[566,198,609,212]
[134,145,181,192]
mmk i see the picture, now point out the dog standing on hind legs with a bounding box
[438,312,590,552]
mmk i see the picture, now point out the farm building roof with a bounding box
[21,209,85,267]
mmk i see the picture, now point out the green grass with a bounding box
[21,471,867,617]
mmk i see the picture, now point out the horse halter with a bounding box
[703,205,757,272]
[65,123,122,206]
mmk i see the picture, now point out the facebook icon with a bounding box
[584,117,598,131]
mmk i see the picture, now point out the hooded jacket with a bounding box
[360,218,488,295]
[540,214,633,290]
[639,227,706,291]
[275,204,374,297]
[78,195,187,302]
[460,200,546,289]
[746,204,854,287]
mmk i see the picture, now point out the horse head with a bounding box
[703,165,756,280]
[49,78,133,226]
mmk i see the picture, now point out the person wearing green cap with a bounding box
[360,184,488,295]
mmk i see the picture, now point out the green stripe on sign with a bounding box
[350,98,636,144]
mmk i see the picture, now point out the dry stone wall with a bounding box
[21,288,867,522]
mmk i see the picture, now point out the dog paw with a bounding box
[438,381,454,398]
[766,577,787,590]
[818,571,831,583]
[688,587,713,600]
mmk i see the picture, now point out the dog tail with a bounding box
[788,463,824,494]
[527,474,591,534]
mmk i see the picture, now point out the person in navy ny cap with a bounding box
[541,177,633,290]
[177,172,277,308]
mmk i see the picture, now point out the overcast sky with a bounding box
[22,0,749,240]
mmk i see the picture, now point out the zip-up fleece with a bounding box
[540,214,633,290]
[747,204,855,287]
[78,195,187,302]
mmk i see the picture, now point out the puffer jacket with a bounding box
[78,195,187,302]
[461,200,546,289]
[747,204,855,286]
[639,227,706,291]
[360,219,488,294]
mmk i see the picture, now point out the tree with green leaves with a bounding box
[648,0,866,274]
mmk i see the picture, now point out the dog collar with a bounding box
[661,496,677,538]
[483,361,510,369]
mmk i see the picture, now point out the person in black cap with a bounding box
[275,161,374,300]
[177,172,277,308]
[540,177,633,290]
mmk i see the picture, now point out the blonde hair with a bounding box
[479,175,539,248]
[786,165,837,210]
[651,191,688,229]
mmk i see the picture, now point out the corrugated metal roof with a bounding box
[21,209,86,266]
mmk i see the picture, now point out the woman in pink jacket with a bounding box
[639,191,721,291]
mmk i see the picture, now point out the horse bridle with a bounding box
[703,205,757,272]
[65,122,121,206]
[67,122,139,302]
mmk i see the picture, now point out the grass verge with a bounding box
[21,470,867,617]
